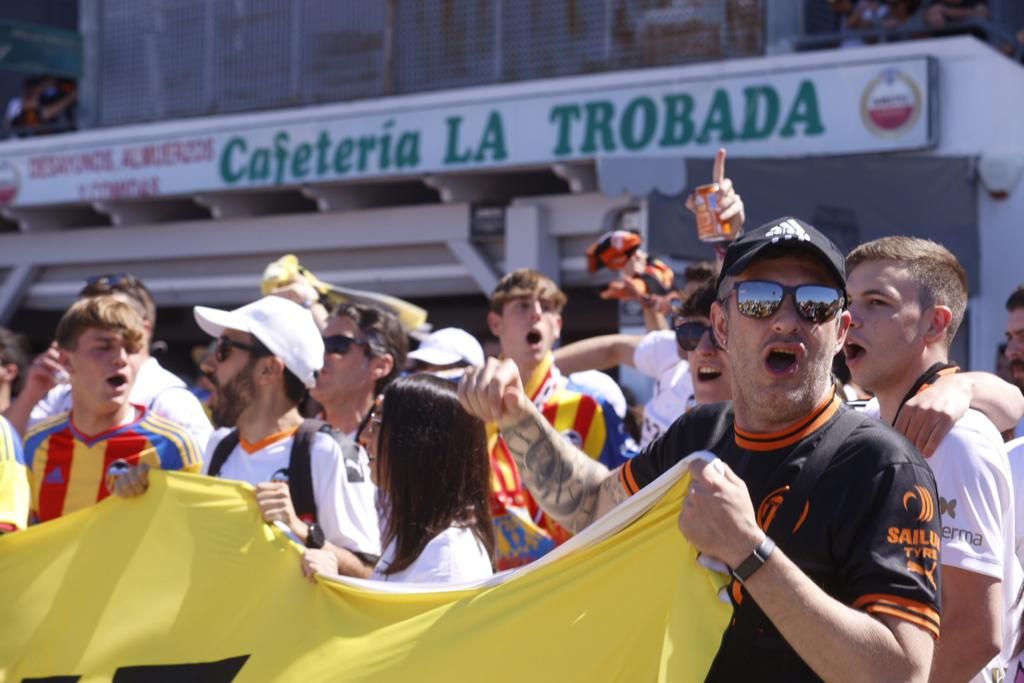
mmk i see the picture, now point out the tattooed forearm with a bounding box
[502,411,616,532]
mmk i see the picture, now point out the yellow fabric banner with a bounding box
[0,466,730,682]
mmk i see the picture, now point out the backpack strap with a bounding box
[288,419,329,524]
[207,429,241,477]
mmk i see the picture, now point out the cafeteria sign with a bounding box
[1,56,935,207]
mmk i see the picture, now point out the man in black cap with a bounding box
[459,217,941,681]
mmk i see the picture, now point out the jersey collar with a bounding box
[735,388,842,452]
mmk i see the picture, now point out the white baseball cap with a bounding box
[194,296,324,388]
[407,327,484,368]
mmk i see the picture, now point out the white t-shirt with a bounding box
[632,330,693,448]
[1006,438,1024,572]
[203,428,380,557]
[864,401,1022,680]
[371,526,493,584]
[30,356,214,452]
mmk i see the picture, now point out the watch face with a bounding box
[307,523,325,549]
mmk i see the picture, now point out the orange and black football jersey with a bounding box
[622,391,941,681]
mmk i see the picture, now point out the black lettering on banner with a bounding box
[22,655,249,683]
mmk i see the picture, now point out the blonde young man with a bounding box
[8,273,212,450]
[486,269,633,569]
[461,219,942,681]
[23,297,202,523]
[845,237,1023,683]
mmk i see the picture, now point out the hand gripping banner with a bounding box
[0,457,729,682]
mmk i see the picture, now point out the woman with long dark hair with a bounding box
[302,373,494,583]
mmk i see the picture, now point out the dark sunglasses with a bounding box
[675,321,721,351]
[215,336,270,363]
[728,280,845,324]
[323,335,370,356]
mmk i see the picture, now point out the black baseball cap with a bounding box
[715,217,846,295]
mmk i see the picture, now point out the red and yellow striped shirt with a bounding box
[23,406,202,523]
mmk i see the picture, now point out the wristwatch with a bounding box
[731,535,775,585]
[305,522,326,550]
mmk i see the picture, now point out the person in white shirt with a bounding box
[120,295,381,578]
[310,303,407,441]
[302,373,493,584]
[5,273,212,451]
[845,236,1023,683]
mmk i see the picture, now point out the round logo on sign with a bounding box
[860,68,922,138]
[0,162,20,206]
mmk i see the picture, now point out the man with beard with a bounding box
[485,268,633,569]
[460,219,942,681]
[1005,286,1024,438]
[122,296,379,578]
[844,237,1021,682]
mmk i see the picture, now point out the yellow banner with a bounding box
[0,467,729,682]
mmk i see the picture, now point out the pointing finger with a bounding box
[712,148,726,185]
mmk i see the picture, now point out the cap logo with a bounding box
[765,219,810,244]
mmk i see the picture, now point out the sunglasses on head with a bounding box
[674,321,721,351]
[85,273,137,288]
[728,280,845,324]
[323,335,370,356]
[215,336,270,363]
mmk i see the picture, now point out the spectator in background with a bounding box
[1004,284,1024,438]
[4,75,77,138]
[24,297,202,523]
[311,303,408,440]
[924,0,990,31]
[674,282,731,407]
[6,273,213,451]
[407,327,484,381]
[304,374,494,584]
[847,0,892,31]
[485,268,633,569]
[0,328,30,414]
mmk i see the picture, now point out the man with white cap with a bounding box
[125,296,380,578]
[407,327,485,381]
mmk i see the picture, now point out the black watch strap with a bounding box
[305,522,326,550]
[732,535,775,584]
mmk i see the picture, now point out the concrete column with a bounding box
[505,203,559,284]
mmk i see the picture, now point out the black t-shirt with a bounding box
[621,393,942,682]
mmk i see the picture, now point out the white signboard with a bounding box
[0,56,936,207]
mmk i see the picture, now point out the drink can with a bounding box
[693,183,736,243]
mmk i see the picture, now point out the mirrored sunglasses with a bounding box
[730,280,845,324]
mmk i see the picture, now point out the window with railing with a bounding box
[798,0,1024,58]
[81,0,765,129]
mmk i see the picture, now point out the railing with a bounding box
[797,1,1024,60]
[80,0,765,129]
